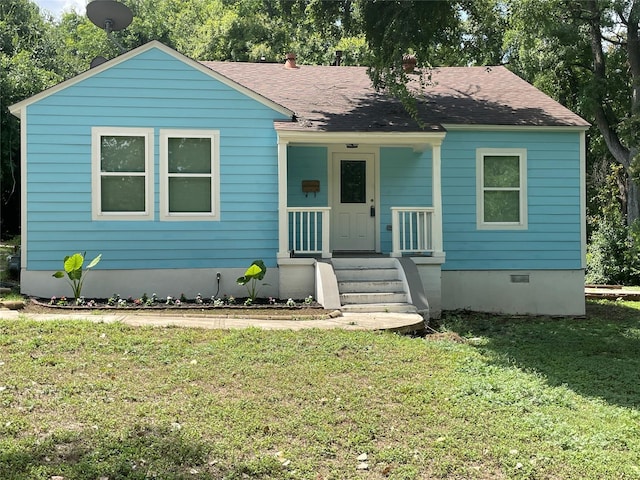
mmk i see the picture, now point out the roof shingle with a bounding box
[201,62,589,132]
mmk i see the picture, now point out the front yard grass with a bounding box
[0,300,639,479]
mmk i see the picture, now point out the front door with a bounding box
[331,153,376,252]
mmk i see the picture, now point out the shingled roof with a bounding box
[201,61,589,132]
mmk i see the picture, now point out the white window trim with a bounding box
[159,129,220,221]
[476,148,528,230]
[91,127,154,221]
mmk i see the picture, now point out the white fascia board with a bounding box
[9,41,293,120]
[276,129,446,151]
[442,124,590,132]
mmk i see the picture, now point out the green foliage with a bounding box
[587,163,640,284]
[52,252,101,300]
[236,259,267,301]
[0,0,66,236]
[586,215,640,285]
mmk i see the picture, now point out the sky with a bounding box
[32,0,87,18]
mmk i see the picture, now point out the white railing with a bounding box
[287,207,331,257]
[391,207,435,256]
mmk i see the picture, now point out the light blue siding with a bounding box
[441,130,583,270]
[25,47,289,271]
[287,146,329,207]
[379,147,432,253]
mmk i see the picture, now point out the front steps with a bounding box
[331,257,417,314]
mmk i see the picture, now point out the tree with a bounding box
[0,0,63,237]
[505,0,640,225]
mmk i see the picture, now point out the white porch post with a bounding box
[432,141,444,257]
[277,138,289,259]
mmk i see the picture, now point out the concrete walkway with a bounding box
[0,308,426,333]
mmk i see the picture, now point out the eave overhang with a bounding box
[275,128,446,152]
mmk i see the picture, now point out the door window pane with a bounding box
[341,160,366,203]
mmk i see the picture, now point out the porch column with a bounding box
[277,139,290,259]
[432,141,444,257]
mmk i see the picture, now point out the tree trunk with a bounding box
[628,176,640,224]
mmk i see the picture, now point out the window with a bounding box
[477,148,527,229]
[92,127,154,220]
[160,129,220,221]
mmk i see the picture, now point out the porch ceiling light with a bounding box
[346,143,358,149]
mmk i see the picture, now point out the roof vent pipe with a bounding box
[284,52,298,69]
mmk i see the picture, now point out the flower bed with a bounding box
[34,293,322,311]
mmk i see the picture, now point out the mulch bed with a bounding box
[23,297,329,319]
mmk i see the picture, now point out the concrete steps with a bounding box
[332,257,417,313]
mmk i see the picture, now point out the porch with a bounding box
[274,133,447,318]
[278,205,446,320]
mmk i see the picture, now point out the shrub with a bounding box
[586,215,640,285]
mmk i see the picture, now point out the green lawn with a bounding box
[0,300,639,479]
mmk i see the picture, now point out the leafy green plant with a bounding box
[52,252,101,301]
[236,259,267,302]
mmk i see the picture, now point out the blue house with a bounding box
[9,41,589,317]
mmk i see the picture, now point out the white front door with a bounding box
[331,153,376,252]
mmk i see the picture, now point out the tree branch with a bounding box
[586,0,630,164]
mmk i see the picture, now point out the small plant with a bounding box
[304,295,314,305]
[146,293,157,306]
[180,293,187,302]
[236,260,268,302]
[244,298,253,306]
[166,296,174,305]
[213,297,224,307]
[195,293,203,305]
[52,252,102,301]
[286,298,295,307]
[108,293,120,306]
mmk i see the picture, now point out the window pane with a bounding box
[341,160,366,203]
[168,137,211,173]
[101,136,146,172]
[101,176,145,212]
[484,191,520,222]
[169,177,211,213]
[484,155,519,188]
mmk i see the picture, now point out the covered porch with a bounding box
[275,130,447,318]
[275,130,447,259]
